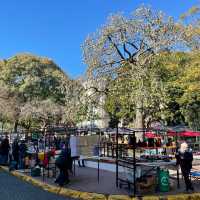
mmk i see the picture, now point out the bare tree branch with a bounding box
[107,35,125,60]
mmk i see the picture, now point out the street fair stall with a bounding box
[113,128,180,197]
[21,125,76,179]
[114,127,200,196]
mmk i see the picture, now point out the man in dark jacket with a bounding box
[55,147,72,186]
[176,142,194,191]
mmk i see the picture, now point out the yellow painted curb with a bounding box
[0,166,9,172]
[2,166,200,200]
[108,195,132,200]
[167,194,189,200]
[79,192,107,200]
[188,193,200,200]
[166,193,200,200]
[59,188,82,199]
[142,196,160,200]
[42,184,61,193]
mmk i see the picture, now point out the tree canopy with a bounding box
[82,5,200,131]
[0,54,82,131]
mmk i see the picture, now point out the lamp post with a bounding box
[175,131,180,188]
[115,106,120,187]
[116,118,119,187]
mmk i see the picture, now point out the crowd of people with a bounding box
[0,136,27,168]
[0,135,74,187]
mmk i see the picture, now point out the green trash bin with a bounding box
[31,167,41,177]
[158,169,169,192]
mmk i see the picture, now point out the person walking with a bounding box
[176,142,194,192]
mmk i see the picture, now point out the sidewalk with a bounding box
[26,165,200,196]
[33,166,129,195]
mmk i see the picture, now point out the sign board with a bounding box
[32,132,40,140]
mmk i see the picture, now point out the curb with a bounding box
[0,166,107,200]
[0,166,199,200]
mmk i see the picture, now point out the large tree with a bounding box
[82,6,184,138]
[0,54,71,131]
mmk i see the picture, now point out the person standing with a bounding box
[55,145,71,186]
[1,136,10,165]
[176,142,194,192]
[12,139,19,169]
[19,140,27,169]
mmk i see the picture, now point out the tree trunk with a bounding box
[1,121,4,132]
[14,120,18,133]
[135,99,144,141]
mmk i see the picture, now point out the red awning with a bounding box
[167,130,200,137]
[167,130,176,136]
[145,132,161,138]
[179,131,200,137]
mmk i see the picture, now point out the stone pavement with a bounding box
[34,165,200,196]
[0,170,74,200]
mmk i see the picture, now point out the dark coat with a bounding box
[176,149,193,172]
[1,138,10,155]
[12,141,19,161]
[55,148,72,170]
[19,143,27,157]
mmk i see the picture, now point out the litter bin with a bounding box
[158,169,169,192]
[31,167,41,177]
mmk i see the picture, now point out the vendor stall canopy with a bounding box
[167,130,200,137]
[99,125,200,138]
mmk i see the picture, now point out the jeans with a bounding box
[19,155,25,169]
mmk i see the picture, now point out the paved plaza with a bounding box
[33,165,200,196]
[0,170,73,200]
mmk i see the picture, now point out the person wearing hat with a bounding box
[176,142,194,192]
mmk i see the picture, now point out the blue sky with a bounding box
[0,0,198,78]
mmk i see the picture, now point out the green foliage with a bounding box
[0,53,78,130]
[156,51,200,130]
[0,54,68,104]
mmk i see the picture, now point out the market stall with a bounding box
[114,128,180,196]
[21,125,77,180]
